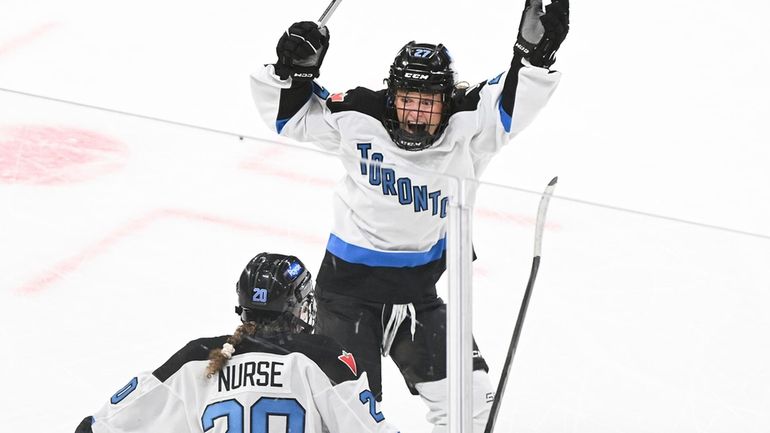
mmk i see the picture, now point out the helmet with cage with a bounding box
[383,41,455,151]
[235,252,316,332]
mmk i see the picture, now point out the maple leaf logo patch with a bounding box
[330,92,346,102]
[337,350,357,376]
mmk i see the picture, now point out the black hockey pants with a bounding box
[314,288,489,400]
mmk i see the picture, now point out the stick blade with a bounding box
[534,176,558,257]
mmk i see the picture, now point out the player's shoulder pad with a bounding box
[450,81,487,114]
[282,333,361,385]
[326,87,387,121]
[153,335,229,382]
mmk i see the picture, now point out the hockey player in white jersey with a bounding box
[250,1,569,432]
[74,252,400,433]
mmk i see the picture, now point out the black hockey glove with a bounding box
[274,21,330,81]
[514,0,569,68]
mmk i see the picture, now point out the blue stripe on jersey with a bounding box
[498,99,512,132]
[488,72,503,85]
[326,233,445,267]
[312,82,329,99]
[276,118,289,133]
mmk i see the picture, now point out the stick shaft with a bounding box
[484,177,557,433]
[317,0,343,26]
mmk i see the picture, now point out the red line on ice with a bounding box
[0,125,129,185]
[0,22,58,57]
[15,208,325,295]
[239,159,336,188]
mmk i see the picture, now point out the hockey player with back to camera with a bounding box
[250,1,569,431]
[75,253,400,433]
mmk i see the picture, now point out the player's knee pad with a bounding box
[414,370,494,433]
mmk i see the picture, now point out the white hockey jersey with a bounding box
[75,333,399,433]
[250,55,560,302]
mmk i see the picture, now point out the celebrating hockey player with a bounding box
[250,1,569,432]
[74,253,400,433]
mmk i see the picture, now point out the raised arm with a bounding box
[468,0,569,159]
[514,0,569,69]
[274,21,330,81]
[250,21,342,151]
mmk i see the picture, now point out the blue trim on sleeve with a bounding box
[326,234,445,267]
[276,118,289,133]
[498,99,512,133]
[312,82,330,99]
[488,72,503,85]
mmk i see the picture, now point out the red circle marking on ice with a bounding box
[0,125,129,185]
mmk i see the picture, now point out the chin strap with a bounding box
[382,303,417,357]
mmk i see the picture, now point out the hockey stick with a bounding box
[280,0,341,77]
[317,0,343,26]
[484,176,558,433]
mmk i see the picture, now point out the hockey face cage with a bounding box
[236,253,317,332]
[383,41,455,151]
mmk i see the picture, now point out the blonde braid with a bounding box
[205,322,258,378]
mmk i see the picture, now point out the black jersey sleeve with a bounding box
[499,53,528,120]
[277,82,314,125]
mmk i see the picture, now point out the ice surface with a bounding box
[2,1,769,432]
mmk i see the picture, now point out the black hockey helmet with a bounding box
[383,41,455,151]
[235,252,316,332]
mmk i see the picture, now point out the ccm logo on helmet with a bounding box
[404,72,429,80]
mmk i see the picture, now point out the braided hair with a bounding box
[205,315,294,378]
